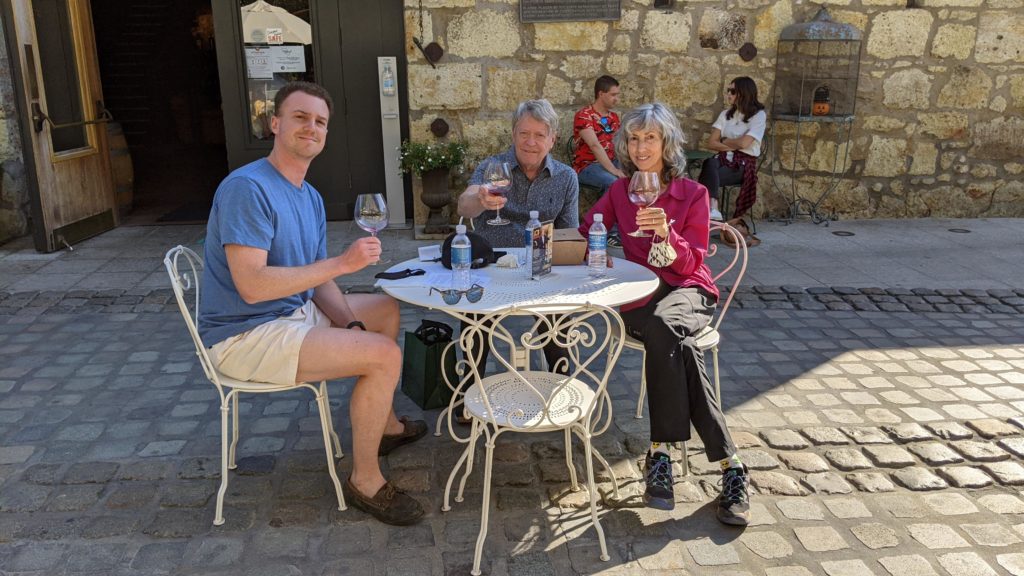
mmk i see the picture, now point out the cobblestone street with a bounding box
[1,290,1023,575]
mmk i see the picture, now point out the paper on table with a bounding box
[418,245,442,261]
[375,270,491,288]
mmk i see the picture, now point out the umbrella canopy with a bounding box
[241,0,312,45]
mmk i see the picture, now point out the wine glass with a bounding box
[627,171,661,237]
[482,160,512,226]
[354,193,390,264]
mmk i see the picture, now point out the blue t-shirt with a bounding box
[199,158,327,348]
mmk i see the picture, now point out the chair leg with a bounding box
[319,382,343,459]
[712,345,721,402]
[214,396,231,526]
[315,384,346,512]
[582,434,610,562]
[681,441,691,477]
[442,443,473,512]
[564,428,580,492]
[586,433,620,501]
[228,393,240,469]
[456,420,480,503]
[434,405,450,437]
[635,348,647,419]
[472,439,497,576]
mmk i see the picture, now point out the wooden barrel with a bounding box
[107,122,134,212]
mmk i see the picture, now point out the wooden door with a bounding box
[4,0,117,252]
[212,0,406,219]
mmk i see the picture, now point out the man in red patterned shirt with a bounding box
[573,75,625,194]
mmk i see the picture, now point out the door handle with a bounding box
[32,103,113,132]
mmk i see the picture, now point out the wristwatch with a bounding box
[346,320,367,331]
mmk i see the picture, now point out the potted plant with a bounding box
[399,139,468,233]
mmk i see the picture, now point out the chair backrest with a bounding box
[163,245,222,388]
[463,303,624,432]
[708,221,748,332]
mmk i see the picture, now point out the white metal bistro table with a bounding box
[377,248,660,315]
[377,249,659,433]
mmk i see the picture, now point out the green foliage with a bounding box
[398,140,468,176]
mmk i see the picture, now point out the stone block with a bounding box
[936,553,1000,576]
[750,471,808,495]
[486,68,537,112]
[741,531,793,559]
[971,117,1024,161]
[864,136,908,177]
[641,11,692,53]
[908,523,971,549]
[981,461,1024,486]
[408,64,482,111]
[937,65,993,109]
[803,472,853,494]
[825,448,873,471]
[867,10,933,59]
[852,523,901,549]
[863,445,916,468]
[909,142,938,176]
[950,440,1010,462]
[447,10,520,58]
[908,442,963,465]
[931,24,976,59]
[754,0,793,51]
[976,12,1024,63]
[699,8,746,50]
[883,69,932,109]
[961,524,1022,547]
[535,21,608,52]
[891,468,948,491]
[878,555,940,576]
[779,452,830,473]
[794,526,849,552]
[654,56,720,110]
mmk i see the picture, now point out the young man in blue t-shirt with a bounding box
[200,81,425,526]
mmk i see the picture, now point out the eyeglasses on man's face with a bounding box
[430,284,485,305]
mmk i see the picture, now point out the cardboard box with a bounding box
[552,228,586,266]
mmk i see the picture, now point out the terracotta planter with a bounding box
[420,168,452,234]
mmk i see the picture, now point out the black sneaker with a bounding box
[717,465,751,526]
[607,233,622,248]
[643,452,674,510]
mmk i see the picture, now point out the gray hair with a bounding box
[614,102,689,182]
[513,99,559,136]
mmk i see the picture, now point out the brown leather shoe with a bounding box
[342,478,424,526]
[378,416,428,456]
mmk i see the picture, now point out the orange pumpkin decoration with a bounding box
[812,84,831,116]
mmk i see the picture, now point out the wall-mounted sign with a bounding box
[270,45,306,73]
[245,46,273,79]
[266,27,284,44]
[520,0,620,23]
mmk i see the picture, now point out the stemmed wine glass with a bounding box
[354,193,390,265]
[482,160,512,226]
[627,171,661,237]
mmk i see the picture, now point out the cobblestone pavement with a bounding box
[1,295,1023,575]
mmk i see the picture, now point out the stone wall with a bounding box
[0,22,30,244]
[402,0,1024,223]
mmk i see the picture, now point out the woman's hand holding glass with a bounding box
[627,171,662,237]
[635,207,670,240]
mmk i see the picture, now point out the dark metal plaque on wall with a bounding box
[520,0,621,23]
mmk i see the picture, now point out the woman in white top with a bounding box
[697,77,766,224]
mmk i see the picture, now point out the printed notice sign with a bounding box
[245,47,273,79]
[270,46,306,73]
[531,221,554,279]
[520,0,620,23]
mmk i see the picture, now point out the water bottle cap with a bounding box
[594,214,603,223]
[455,224,467,234]
[529,210,539,218]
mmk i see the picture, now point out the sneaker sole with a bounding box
[643,493,675,511]
[717,511,750,526]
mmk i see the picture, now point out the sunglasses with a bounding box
[429,284,484,305]
[599,116,613,134]
[726,88,736,95]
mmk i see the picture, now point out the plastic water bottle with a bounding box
[451,224,472,291]
[588,214,607,278]
[523,210,540,271]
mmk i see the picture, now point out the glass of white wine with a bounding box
[354,193,390,265]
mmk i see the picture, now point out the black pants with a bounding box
[697,156,744,202]
[460,315,570,377]
[619,282,736,462]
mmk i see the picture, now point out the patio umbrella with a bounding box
[240,0,312,45]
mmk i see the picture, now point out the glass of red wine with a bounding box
[627,171,661,237]
[483,160,512,226]
[354,193,390,264]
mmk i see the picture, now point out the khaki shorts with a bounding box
[209,300,331,385]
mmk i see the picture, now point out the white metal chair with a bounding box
[164,245,345,525]
[625,220,748,473]
[441,303,625,576]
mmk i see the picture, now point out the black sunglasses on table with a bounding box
[429,284,484,305]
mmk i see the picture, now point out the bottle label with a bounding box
[452,245,471,267]
[588,233,606,252]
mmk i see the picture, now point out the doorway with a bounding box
[90,0,229,224]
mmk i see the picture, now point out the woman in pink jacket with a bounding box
[579,103,749,526]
